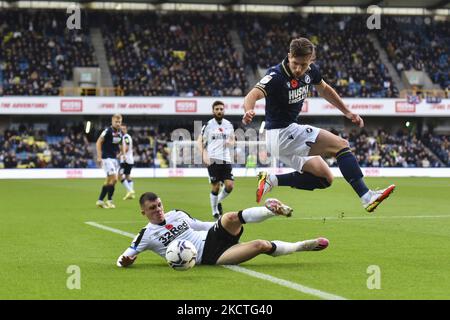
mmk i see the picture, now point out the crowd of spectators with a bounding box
[238,14,398,98]
[326,128,444,168]
[1,123,448,169]
[0,10,97,95]
[2,11,447,98]
[101,12,247,97]
[422,132,450,166]
[0,124,171,169]
[379,16,449,90]
[126,127,170,168]
[0,123,94,169]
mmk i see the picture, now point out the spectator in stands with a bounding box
[0,10,97,96]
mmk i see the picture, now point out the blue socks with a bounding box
[336,147,369,197]
[276,171,331,190]
[107,185,115,200]
[99,185,108,201]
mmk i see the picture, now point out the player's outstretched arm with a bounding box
[314,80,364,128]
[242,88,264,125]
[116,247,139,267]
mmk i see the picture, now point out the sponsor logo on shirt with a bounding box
[158,221,190,246]
[288,86,309,104]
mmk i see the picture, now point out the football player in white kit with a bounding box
[117,192,329,267]
[197,101,235,220]
[119,124,135,200]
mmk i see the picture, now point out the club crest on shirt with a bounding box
[304,75,311,84]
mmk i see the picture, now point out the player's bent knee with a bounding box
[339,138,350,150]
[329,138,349,156]
[325,174,333,186]
[221,212,240,224]
[252,240,272,252]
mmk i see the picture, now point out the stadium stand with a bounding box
[0,10,98,96]
[422,132,450,166]
[336,128,444,168]
[1,124,447,169]
[100,12,248,96]
[237,14,399,98]
[1,11,447,98]
[378,16,449,91]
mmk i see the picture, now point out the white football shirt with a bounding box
[121,133,134,164]
[201,118,234,163]
[118,210,214,265]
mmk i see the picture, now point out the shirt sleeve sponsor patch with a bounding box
[259,75,272,85]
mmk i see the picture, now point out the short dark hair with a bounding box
[289,38,316,59]
[139,192,158,206]
[212,100,225,109]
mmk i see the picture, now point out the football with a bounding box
[165,239,198,271]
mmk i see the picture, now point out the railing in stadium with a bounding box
[59,87,124,96]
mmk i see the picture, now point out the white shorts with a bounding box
[266,123,321,172]
[102,158,120,176]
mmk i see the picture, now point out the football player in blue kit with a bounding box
[96,114,123,209]
[242,38,395,213]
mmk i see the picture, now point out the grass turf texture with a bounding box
[0,177,449,300]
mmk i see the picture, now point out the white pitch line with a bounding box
[94,215,450,225]
[283,215,450,221]
[85,221,347,300]
[223,265,346,300]
[85,221,136,238]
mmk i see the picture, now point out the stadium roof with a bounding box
[105,0,448,10]
[199,0,450,9]
[4,0,449,9]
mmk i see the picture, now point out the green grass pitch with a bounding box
[0,177,449,300]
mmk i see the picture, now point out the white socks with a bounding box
[128,180,134,192]
[240,207,275,223]
[269,173,278,187]
[269,240,299,257]
[360,190,372,205]
[218,188,230,202]
[210,192,219,215]
[122,180,132,192]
